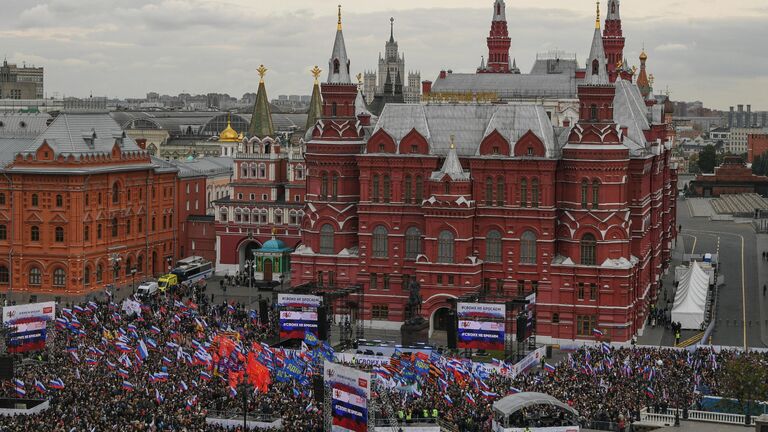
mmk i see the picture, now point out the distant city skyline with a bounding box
[1,0,766,110]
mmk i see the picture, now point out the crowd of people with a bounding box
[0,284,765,431]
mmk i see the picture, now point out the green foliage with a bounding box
[696,145,718,173]
[718,355,768,416]
[753,151,768,176]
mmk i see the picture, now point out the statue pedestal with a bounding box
[400,317,429,346]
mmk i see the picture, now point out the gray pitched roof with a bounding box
[21,112,144,158]
[0,113,52,138]
[614,78,651,154]
[431,72,576,100]
[373,103,560,158]
[0,138,35,167]
[432,145,469,181]
[328,28,352,84]
[166,156,233,178]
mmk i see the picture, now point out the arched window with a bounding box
[611,2,616,14]
[56,194,63,207]
[372,226,388,258]
[0,266,8,284]
[592,180,600,209]
[258,164,266,178]
[486,230,502,263]
[332,173,339,200]
[590,104,598,121]
[53,268,66,287]
[383,176,391,203]
[84,266,91,285]
[497,177,505,206]
[485,177,493,206]
[331,102,338,117]
[125,257,132,277]
[333,59,340,74]
[443,182,450,194]
[0,225,6,240]
[137,256,144,273]
[111,218,118,237]
[319,224,335,255]
[581,233,597,265]
[250,164,257,177]
[241,165,248,178]
[531,178,539,208]
[415,176,423,201]
[84,225,90,241]
[55,226,64,242]
[29,267,41,285]
[320,172,328,199]
[97,223,103,239]
[405,227,422,260]
[404,175,412,203]
[592,59,599,75]
[31,194,38,207]
[372,175,380,202]
[520,178,528,207]
[96,264,103,283]
[437,230,455,264]
[112,182,119,204]
[30,226,40,242]
[581,180,589,208]
[520,230,537,264]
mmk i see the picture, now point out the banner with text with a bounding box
[457,302,506,351]
[279,310,318,340]
[277,294,322,308]
[2,302,55,353]
[324,361,371,432]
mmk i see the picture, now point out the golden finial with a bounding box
[356,73,363,85]
[631,65,637,75]
[311,66,322,83]
[271,227,277,236]
[337,5,342,31]
[450,134,456,150]
[257,65,268,83]
[616,59,623,69]
[595,2,601,29]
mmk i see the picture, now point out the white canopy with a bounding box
[671,261,709,329]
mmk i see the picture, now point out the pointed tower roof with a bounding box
[636,49,651,98]
[493,0,506,21]
[355,84,372,118]
[606,0,620,20]
[248,65,274,138]
[389,17,395,43]
[585,2,609,86]
[306,66,323,131]
[431,136,470,181]
[479,56,486,69]
[328,5,352,84]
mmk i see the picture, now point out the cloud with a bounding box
[0,1,766,109]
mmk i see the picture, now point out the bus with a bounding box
[170,256,213,287]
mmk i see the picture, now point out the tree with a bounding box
[718,355,768,423]
[696,145,718,173]
[752,151,768,176]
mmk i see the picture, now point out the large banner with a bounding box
[457,303,506,320]
[3,302,55,353]
[279,310,318,340]
[524,292,536,340]
[277,294,322,308]
[457,302,506,351]
[324,361,370,432]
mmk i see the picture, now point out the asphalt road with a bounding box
[678,198,766,349]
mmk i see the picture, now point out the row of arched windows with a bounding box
[403,175,424,204]
[240,163,267,179]
[371,175,391,203]
[483,177,540,207]
[581,180,600,209]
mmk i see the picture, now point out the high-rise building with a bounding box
[363,17,421,110]
[0,60,41,100]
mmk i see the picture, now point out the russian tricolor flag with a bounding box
[149,326,161,335]
[509,387,522,394]
[465,393,476,405]
[34,380,47,394]
[14,386,26,396]
[137,340,149,360]
[155,389,164,404]
[544,363,556,373]
[593,328,604,337]
[121,381,135,391]
[49,378,65,390]
[229,386,237,398]
[117,368,130,379]
[200,371,212,381]
[179,380,188,392]
[444,394,453,405]
[645,387,655,398]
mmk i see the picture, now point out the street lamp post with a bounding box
[131,269,137,294]
[109,253,121,293]
[241,369,250,430]
[245,259,257,307]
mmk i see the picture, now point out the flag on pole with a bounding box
[593,328,604,337]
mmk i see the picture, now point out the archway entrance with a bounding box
[432,307,452,331]
[238,240,261,282]
[263,259,273,282]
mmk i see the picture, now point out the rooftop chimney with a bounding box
[422,80,433,96]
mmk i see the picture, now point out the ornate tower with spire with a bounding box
[364,17,420,106]
[248,65,275,138]
[479,0,512,73]
[602,0,625,82]
[298,5,364,273]
[636,49,652,99]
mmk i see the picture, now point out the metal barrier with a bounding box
[640,407,757,427]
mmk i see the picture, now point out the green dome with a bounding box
[260,237,288,252]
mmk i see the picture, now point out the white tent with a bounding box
[671,261,710,329]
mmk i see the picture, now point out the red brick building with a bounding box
[748,133,768,163]
[214,70,306,279]
[0,113,181,297]
[689,156,768,197]
[291,4,677,343]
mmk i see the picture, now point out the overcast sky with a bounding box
[1,0,766,110]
